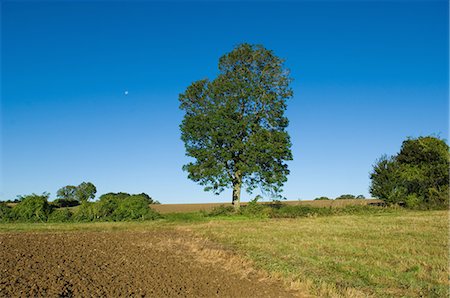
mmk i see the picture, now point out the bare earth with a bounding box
[0,229,298,297]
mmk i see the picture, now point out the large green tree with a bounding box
[370,136,449,208]
[179,44,293,210]
[75,182,97,203]
[56,185,77,200]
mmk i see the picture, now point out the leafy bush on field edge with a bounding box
[1,193,161,223]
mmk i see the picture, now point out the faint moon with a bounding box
[124,90,129,95]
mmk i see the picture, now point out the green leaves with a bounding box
[179,44,293,202]
[74,182,97,203]
[57,182,97,203]
[13,193,52,222]
[370,136,449,208]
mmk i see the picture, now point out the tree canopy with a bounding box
[179,44,293,209]
[370,136,449,208]
[75,182,97,203]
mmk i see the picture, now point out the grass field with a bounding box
[150,199,383,214]
[0,210,448,297]
[185,210,449,297]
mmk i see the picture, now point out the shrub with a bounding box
[240,197,272,218]
[314,196,330,200]
[52,198,80,208]
[48,208,73,222]
[268,204,391,218]
[14,193,52,222]
[112,195,160,221]
[0,203,16,222]
[95,196,121,220]
[335,194,356,200]
[208,205,235,216]
[271,205,333,218]
[73,202,97,221]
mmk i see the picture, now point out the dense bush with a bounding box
[95,194,123,220]
[0,203,16,222]
[14,193,52,222]
[73,202,97,221]
[48,208,73,222]
[314,196,330,200]
[52,198,80,208]
[240,198,272,218]
[95,192,160,221]
[335,194,356,200]
[272,205,333,218]
[112,195,160,221]
[370,136,449,209]
[2,190,161,223]
[208,205,235,216]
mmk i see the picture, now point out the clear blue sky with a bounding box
[1,1,448,203]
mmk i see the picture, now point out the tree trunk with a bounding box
[232,172,242,211]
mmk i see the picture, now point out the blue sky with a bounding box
[1,0,448,203]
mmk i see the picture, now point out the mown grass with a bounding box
[186,210,449,297]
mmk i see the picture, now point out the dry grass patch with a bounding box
[186,211,449,297]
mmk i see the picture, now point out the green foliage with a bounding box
[57,182,97,203]
[370,136,449,209]
[0,203,16,222]
[56,185,77,200]
[3,198,20,203]
[179,44,293,207]
[163,212,208,222]
[272,205,333,218]
[13,193,52,222]
[3,190,161,223]
[270,204,392,218]
[208,205,235,217]
[75,182,97,203]
[112,195,160,221]
[96,195,121,220]
[240,197,272,218]
[48,208,73,222]
[95,192,160,221]
[335,194,356,200]
[314,196,330,200]
[52,198,80,208]
[73,202,97,222]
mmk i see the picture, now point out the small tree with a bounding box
[179,44,293,210]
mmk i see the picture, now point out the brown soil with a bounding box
[0,229,299,297]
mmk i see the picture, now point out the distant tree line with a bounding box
[0,182,160,223]
[314,195,366,201]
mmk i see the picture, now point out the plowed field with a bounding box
[0,229,297,297]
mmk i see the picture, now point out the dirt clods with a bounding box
[0,229,297,297]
